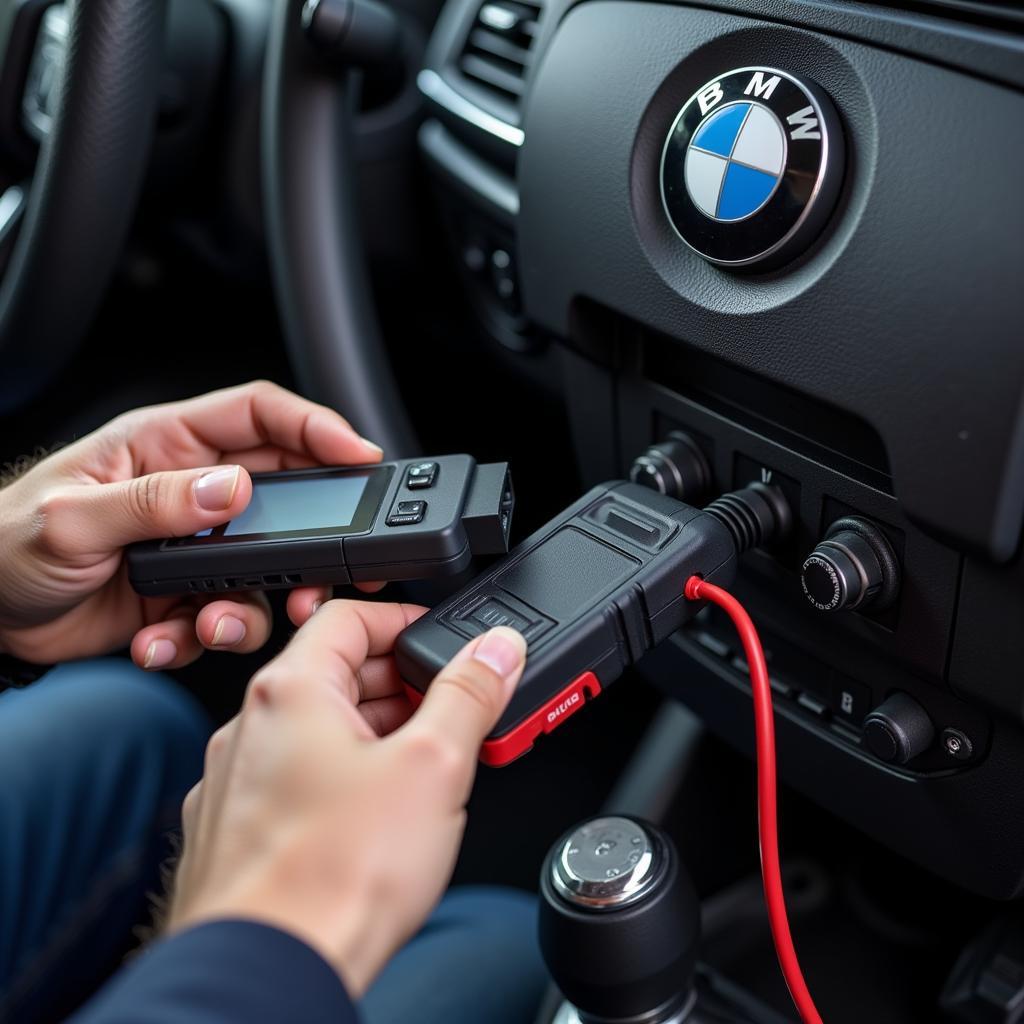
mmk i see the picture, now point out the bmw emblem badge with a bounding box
[660,67,844,270]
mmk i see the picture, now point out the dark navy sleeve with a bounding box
[70,920,360,1024]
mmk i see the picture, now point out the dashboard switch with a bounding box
[629,432,709,501]
[830,674,871,725]
[801,516,899,613]
[863,692,935,765]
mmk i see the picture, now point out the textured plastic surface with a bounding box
[396,481,737,740]
[517,2,1024,561]
[651,631,1024,899]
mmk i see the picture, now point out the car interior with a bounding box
[0,0,1022,1020]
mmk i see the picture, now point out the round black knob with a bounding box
[539,816,699,1023]
[801,516,899,613]
[301,0,402,66]
[863,693,935,765]
[629,433,709,502]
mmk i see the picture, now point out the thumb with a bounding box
[65,465,252,550]
[406,627,527,767]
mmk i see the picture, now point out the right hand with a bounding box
[167,600,527,996]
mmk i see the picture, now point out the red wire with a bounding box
[685,576,823,1024]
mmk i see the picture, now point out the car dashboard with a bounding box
[414,0,1024,901]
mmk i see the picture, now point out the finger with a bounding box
[354,655,409,703]
[221,445,321,473]
[256,600,427,707]
[195,593,272,654]
[286,586,332,627]
[131,608,204,671]
[400,627,526,770]
[175,381,384,465]
[287,599,426,662]
[181,781,202,835]
[359,695,414,737]
[354,581,387,594]
[203,717,240,779]
[47,465,253,553]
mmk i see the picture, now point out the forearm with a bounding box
[69,921,359,1024]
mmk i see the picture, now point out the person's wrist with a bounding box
[169,848,390,995]
[0,482,30,631]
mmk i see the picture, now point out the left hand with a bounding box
[0,380,383,668]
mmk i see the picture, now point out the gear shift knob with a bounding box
[539,816,700,1023]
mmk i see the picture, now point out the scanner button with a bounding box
[387,500,426,526]
[387,514,421,526]
[604,510,660,545]
[406,462,438,489]
[471,598,533,633]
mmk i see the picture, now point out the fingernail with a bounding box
[310,600,322,616]
[144,639,177,669]
[195,466,241,511]
[473,627,527,681]
[211,615,246,648]
[361,437,384,456]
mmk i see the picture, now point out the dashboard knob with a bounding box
[629,433,709,501]
[863,693,935,765]
[301,0,402,66]
[801,516,899,613]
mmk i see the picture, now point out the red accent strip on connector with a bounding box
[684,575,823,1024]
[403,671,602,768]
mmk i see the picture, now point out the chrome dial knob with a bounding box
[539,815,699,1024]
[551,817,662,910]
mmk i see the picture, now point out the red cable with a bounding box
[684,576,823,1024]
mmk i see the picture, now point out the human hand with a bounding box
[167,600,526,996]
[0,381,383,667]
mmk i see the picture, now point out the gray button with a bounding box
[406,462,438,489]
[470,597,533,633]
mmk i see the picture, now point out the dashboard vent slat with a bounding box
[469,28,532,68]
[461,53,527,97]
[458,0,543,112]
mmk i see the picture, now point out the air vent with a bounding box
[458,1,543,115]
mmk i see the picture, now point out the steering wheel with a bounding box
[262,0,418,458]
[0,0,165,414]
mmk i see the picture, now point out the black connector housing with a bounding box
[397,482,739,764]
[397,479,790,765]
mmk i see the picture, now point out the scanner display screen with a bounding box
[222,474,371,536]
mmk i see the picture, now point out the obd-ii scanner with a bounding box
[127,455,513,596]
[396,479,790,766]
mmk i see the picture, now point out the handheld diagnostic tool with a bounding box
[396,480,788,766]
[127,456,513,597]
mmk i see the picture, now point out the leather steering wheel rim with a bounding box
[0,0,166,414]
[262,0,418,459]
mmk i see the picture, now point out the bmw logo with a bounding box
[660,67,844,270]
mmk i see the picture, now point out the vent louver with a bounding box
[458,1,543,116]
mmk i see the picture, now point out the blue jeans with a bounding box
[0,660,208,1021]
[0,659,547,1024]
[362,886,548,1024]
